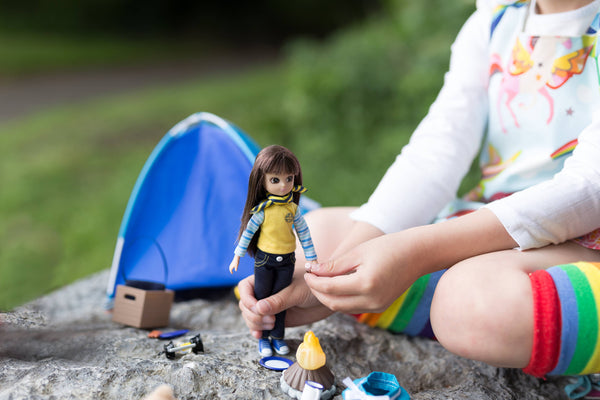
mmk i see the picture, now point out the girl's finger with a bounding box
[307,251,361,277]
[304,270,365,297]
[237,275,258,311]
[250,330,263,339]
[254,272,319,316]
[239,300,268,326]
[309,290,379,314]
[239,300,275,331]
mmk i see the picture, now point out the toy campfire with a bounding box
[280,331,336,399]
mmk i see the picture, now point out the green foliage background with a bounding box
[0,0,477,310]
[277,0,476,204]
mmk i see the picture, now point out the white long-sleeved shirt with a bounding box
[351,0,600,250]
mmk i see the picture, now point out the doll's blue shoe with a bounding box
[258,338,273,357]
[271,338,290,355]
[342,372,410,400]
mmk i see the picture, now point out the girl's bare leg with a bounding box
[299,207,358,263]
[431,242,600,368]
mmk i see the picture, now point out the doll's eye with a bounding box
[270,177,280,184]
[286,176,294,183]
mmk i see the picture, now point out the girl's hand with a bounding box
[304,233,420,314]
[237,270,333,339]
[304,209,518,314]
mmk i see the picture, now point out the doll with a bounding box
[229,145,318,357]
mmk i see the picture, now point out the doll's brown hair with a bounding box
[238,145,303,257]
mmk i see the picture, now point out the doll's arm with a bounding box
[294,211,317,262]
[229,255,241,274]
[230,212,264,273]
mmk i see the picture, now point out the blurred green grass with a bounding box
[0,0,478,311]
[0,66,291,310]
[1,63,407,311]
[0,34,210,77]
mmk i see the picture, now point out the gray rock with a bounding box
[0,270,569,399]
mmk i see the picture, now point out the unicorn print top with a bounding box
[351,0,600,250]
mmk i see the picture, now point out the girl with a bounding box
[237,0,600,395]
[229,145,318,357]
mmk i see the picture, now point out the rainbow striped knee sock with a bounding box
[357,262,600,378]
[357,269,446,339]
[525,262,600,377]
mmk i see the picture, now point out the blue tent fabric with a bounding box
[106,112,318,308]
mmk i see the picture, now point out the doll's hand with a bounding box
[304,259,318,272]
[304,233,418,314]
[229,256,240,274]
[237,270,333,339]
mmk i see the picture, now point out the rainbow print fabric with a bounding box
[357,270,445,338]
[546,262,600,376]
[358,262,600,378]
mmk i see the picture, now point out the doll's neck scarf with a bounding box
[250,185,306,214]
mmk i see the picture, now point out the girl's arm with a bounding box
[305,208,517,313]
[485,112,600,249]
[351,7,490,234]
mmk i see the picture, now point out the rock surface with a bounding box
[0,270,569,399]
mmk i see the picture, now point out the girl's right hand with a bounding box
[236,209,384,337]
[237,270,333,339]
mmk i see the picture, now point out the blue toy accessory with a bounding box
[259,356,293,371]
[342,372,410,400]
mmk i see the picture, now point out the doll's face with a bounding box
[264,172,294,196]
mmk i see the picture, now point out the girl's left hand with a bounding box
[304,232,421,314]
[304,208,518,314]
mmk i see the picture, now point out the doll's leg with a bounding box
[270,260,295,340]
[430,241,600,376]
[253,252,276,339]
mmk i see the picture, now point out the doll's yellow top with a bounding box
[234,202,317,260]
[257,202,297,255]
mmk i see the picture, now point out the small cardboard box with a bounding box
[112,284,174,328]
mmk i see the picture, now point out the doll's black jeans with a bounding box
[253,249,295,339]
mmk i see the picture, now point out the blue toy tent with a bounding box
[105,112,318,308]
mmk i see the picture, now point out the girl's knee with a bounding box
[430,259,533,367]
[430,262,482,359]
[301,207,356,258]
[304,207,355,232]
